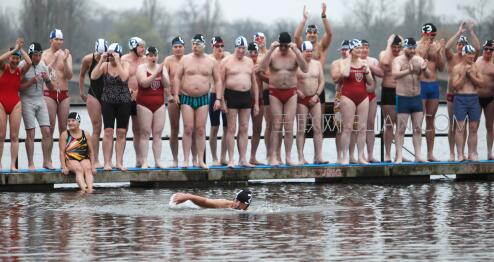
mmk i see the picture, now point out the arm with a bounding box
[291,43,308,73]
[435,41,446,72]
[115,56,129,81]
[445,22,465,61]
[173,193,231,208]
[63,51,73,80]
[136,64,158,88]
[363,62,374,90]
[451,66,465,90]
[161,63,170,90]
[213,60,224,111]
[467,22,481,55]
[79,56,91,101]
[467,66,484,87]
[20,49,32,75]
[20,77,37,90]
[59,131,69,174]
[319,2,333,51]
[330,61,342,84]
[339,58,351,78]
[391,58,412,79]
[369,58,384,78]
[173,60,184,102]
[259,43,277,72]
[294,5,308,48]
[90,54,106,80]
[316,62,325,96]
[85,130,97,173]
[251,64,259,115]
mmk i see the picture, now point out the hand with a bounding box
[322,2,327,16]
[40,71,49,81]
[221,101,228,113]
[309,95,319,106]
[15,38,24,51]
[62,167,70,175]
[439,38,446,49]
[270,41,280,51]
[253,104,259,116]
[361,59,369,72]
[130,89,137,101]
[254,64,262,74]
[387,34,395,46]
[63,49,70,61]
[466,20,475,32]
[421,59,428,71]
[289,42,298,50]
[30,77,38,85]
[213,99,222,111]
[101,52,109,61]
[172,193,189,204]
[113,52,121,62]
[92,167,97,175]
[80,92,87,102]
[459,21,466,34]
[173,94,180,104]
[303,5,308,20]
[297,89,306,99]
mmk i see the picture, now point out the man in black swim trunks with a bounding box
[172,189,253,210]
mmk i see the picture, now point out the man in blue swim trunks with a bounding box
[392,38,430,164]
[451,45,484,161]
[416,23,446,161]
[173,34,222,169]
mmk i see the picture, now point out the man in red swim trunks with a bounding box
[259,32,308,166]
[41,29,73,167]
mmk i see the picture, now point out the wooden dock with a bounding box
[1,160,494,191]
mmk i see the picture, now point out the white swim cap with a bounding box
[235,36,248,48]
[462,45,476,56]
[49,29,64,40]
[128,37,144,50]
[108,43,123,55]
[95,39,108,54]
[301,41,313,52]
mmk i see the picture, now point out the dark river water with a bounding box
[1,182,494,261]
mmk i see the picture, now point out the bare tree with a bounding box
[176,0,224,40]
[458,0,493,40]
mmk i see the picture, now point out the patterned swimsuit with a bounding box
[65,130,90,161]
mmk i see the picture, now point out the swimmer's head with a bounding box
[49,28,64,49]
[391,35,403,56]
[108,43,123,62]
[278,32,291,53]
[457,36,469,52]
[234,189,252,210]
[361,39,369,58]
[211,36,225,56]
[254,32,266,47]
[248,42,259,61]
[348,39,363,56]
[301,41,313,60]
[145,46,159,63]
[129,36,146,56]
[462,44,476,63]
[421,23,437,41]
[28,42,43,64]
[192,34,206,54]
[67,112,81,129]
[8,47,21,67]
[483,40,494,58]
[234,36,248,58]
[403,37,417,58]
[306,24,318,42]
[339,40,350,58]
[171,36,185,56]
[94,39,108,54]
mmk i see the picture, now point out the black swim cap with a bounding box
[339,40,350,50]
[248,42,259,52]
[235,189,252,206]
[172,36,185,46]
[211,36,224,46]
[483,40,493,49]
[192,34,206,43]
[278,32,291,44]
[392,35,402,46]
[403,37,417,48]
[421,23,437,33]
[146,46,158,56]
[28,42,42,56]
[361,39,369,46]
[68,112,81,122]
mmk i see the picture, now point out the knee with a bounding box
[116,129,127,139]
[195,126,205,137]
[227,124,237,134]
[183,126,193,136]
[83,165,92,174]
[413,126,422,135]
[73,165,83,174]
[10,133,19,142]
[104,129,114,137]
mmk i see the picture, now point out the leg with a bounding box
[226,108,238,168]
[484,102,494,159]
[296,104,309,165]
[339,96,357,164]
[137,105,153,168]
[447,101,456,161]
[349,130,358,163]
[195,106,209,169]
[310,102,325,163]
[9,103,22,170]
[86,95,102,168]
[66,160,87,192]
[57,97,71,134]
[40,126,53,169]
[382,105,396,162]
[152,105,166,168]
[102,128,114,170]
[356,99,369,164]
[44,97,58,166]
[468,121,479,161]
[181,105,195,168]
[268,96,284,166]
[115,128,128,171]
[263,104,272,162]
[168,103,180,167]
[209,126,220,164]
[281,96,298,166]
[25,128,36,170]
[455,118,467,162]
[0,106,7,170]
[131,114,142,167]
[411,112,426,162]
[220,123,228,165]
[250,105,264,165]
[80,159,94,193]
[424,99,439,161]
[366,97,378,162]
[395,113,410,163]
[238,108,252,167]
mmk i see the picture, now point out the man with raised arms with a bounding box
[294,2,333,123]
[392,38,430,164]
[41,29,73,168]
[173,34,222,169]
[476,40,494,160]
[208,36,230,166]
[295,41,326,165]
[121,36,146,167]
[445,21,480,161]
[164,36,186,167]
[379,35,403,162]
[415,23,446,161]
[259,32,308,166]
[219,36,259,168]
[451,45,484,161]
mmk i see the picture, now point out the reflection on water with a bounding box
[1,183,494,260]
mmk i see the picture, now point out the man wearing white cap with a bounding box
[41,28,73,168]
[219,36,259,168]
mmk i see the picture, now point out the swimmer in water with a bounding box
[172,189,252,210]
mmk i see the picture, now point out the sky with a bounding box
[2,0,489,25]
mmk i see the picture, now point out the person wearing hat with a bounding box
[330,40,350,163]
[20,42,55,170]
[294,2,333,129]
[173,34,222,169]
[172,189,253,210]
[259,32,308,166]
[451,45,484,162]
[378,34,404,162]
[0,38,32,170]
[91,43,132,171]
[445,21,481,161]
[41,28,73,167]
[392,38,430,164]
[208,36,230,166]
[219,36,259,168]
[122,36,146,168]
[416,23,446,162]
[78,39,109,168]
[59,112,96,193]
[476,40,494,160]
[136,46,170,168]
[164,36,187,167]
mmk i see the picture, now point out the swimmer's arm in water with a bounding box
[292,43,309,73]
[391,58,412,79]
[319,2,333,51]
[173,193,231,209]
[294,5,308,48]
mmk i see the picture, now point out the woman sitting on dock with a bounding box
[59,112,96,193]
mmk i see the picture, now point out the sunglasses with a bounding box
[484,48,494,51]
[423,32,437,37]
[214,44,225,48]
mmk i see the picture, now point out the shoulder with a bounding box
[312,60,322,67]
[369,57,379,65]
[81,53,93,63]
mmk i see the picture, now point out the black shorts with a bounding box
[209,93,227,127]
[479,96,494,110]
[130,101,137,116]
[225,89,252,109]
[262,89,270,106]
[102,102,132,129]
[318,89,326,104]
[381,86,396,106]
